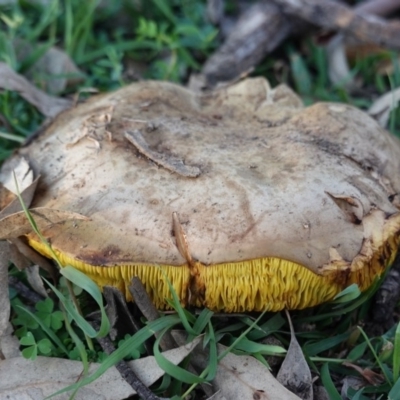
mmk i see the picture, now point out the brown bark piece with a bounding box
[274,0,400,50]
[202,2,292,85]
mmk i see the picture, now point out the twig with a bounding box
[273,0,400,50]
[129,277,177,351]
[356,0,400,18]
[129,278,215,398]
[90,320,163,400]
[202,1,293,85]
[8,276,45,304]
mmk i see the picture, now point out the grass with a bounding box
[1,0,400,399]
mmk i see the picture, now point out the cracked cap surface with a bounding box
[2,78,400,311]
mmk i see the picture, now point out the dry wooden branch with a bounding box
[90,320,163,400]
[356,0,400,17]
[129,277,177,351]
[273,0,400,50]
[202,0,400,86]
[202,1,292,85]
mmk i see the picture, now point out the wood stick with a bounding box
[202,1,293,85]
[273,0,400,50]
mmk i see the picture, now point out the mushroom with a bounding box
[1,78,400,312]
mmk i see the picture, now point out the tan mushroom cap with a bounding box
[3,78,400,311]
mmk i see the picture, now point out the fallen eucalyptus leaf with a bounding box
[368,87,400,128]
[343,362,384,385]
[174,330,301,400]
[0,241,11,341]
[0,156,33,195]
[0,338,199,400]
[326,34,355,89]
[13,40,84,94]
[0,185,16,212]
[212,345,301,400]
[0,177,40,219]
[277,311,313,400]
[313,385,330,400]
[205,390,227,400]
[25,265,48,298]
[0,63,72,118]
[0,322,20,359]
[0,208,89,240]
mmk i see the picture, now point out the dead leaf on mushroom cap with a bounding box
[3,78,400,312]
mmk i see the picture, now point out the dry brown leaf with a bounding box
[172,330,300,399]
[0,322,20,359]
[0,177,40,219]
[277,311,313,399]
[0,338,200,400]
[0,62,72,117]
[25,265,48,298]
[0,241,11,342]
[12,40,83,94]
[0,208,89,240]
[0,156,33,195]
[368,87,400,128]
[343,362,384,385]
[212,345,301,400]
[326,34,356,89]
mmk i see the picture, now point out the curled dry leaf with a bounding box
[277,311,313,400]
[343,362,384,385]
[0,338,200,400]
[0,62,72,118]
[368,87,400,128]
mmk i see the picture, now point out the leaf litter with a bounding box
[12,39,84,94]
[0,63,72,118]
[0,338,200,400]
[276,310,313,400]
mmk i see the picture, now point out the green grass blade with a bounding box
[231,337,286,356]
[205,321,218,381]
[43,278,97,338]
[393,322,400,382]
[154,328,205,384]
[164,277,196,336]
[192,308,213,336]
[47,314,181,398]
[321,363,342,400]
[303,332,351,357]
[0,131,24,142]
[63,309,89,376]
[332,284,360,304]
[358,326,392,385]
[60,266,110,338]
[389,377,400,400]
[19,40,56,73]
[152,0,177,24]
[247,313,285,341]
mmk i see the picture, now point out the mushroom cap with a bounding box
[2,78,400,311]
